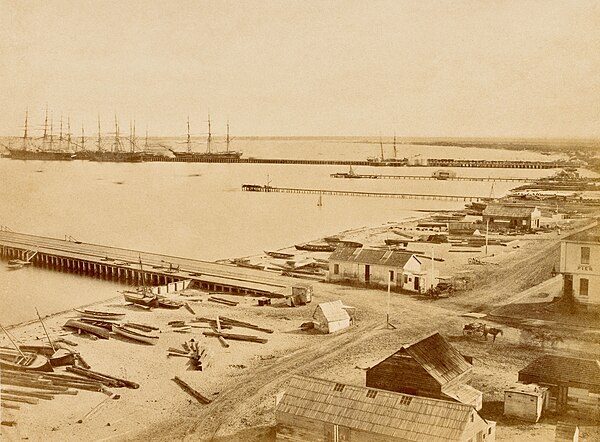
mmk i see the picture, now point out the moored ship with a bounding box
[169,116,242,161]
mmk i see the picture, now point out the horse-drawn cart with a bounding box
[463,322,503,341]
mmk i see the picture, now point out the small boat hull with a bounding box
[74,308,125,321]
[123,291,159,308]
[265,251,295,259]
[63,319,110,339]
[0,348,54,372]
[157,299,183,309]
[111,324,159,345]
[295,244,336,252]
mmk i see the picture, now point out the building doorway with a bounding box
[365,265,370,283]
[414,276,420,291]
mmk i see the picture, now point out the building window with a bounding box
[399,396,412,405]
[366,389,378,399]
[389,270,394,282]
[404,275,408,283]
[333,383,345,392]
[580,278,589,297]
[333,264,339,275]
[581,247,590,265]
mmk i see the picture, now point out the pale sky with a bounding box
[1,0,600,137]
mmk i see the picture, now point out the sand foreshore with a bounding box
[1,214,599,442]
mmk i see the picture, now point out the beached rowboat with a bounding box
[63,319,110,339]
[111,324,159,345]
[0,348,53,372]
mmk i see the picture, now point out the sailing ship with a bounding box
[6,109,75,161]
[169,116,243,161]
[91,116,144,162]
[366,134,407,166]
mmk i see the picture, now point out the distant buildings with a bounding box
[559,223,599,311]
[482,204,541,231]
[366,332,482,410]
[328,247,438,293]
[276,375,495,442]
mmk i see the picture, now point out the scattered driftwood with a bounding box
[207,296,238,307]
[0,388,55,400]
[1,402,20,410]
[218,336,229,348]
[184,303,196,315]
[219,316,274,334]
[75,353,91,369]
[66,366,139,389]
[203,331,268,344]
[168,320,187,327]
[0,395,38,405]
[1,420,17,426]
[172,376,212,404]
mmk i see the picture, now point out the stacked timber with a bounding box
[207,296,238,307]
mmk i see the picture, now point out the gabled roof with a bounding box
[329,247,415,267]
[314,300,350,323]
[373,332,472,386]
[277,375,477,441]
[562,223,600,244]
[518,355,600,387]
[483,204,539,218]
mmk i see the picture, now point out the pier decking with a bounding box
[242,184,486,202]
[330,173,532,182]
[141,155,574,168]
[0,231,297,297]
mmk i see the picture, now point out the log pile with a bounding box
[207,296,238,307]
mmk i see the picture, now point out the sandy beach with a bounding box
[2,214,599,442]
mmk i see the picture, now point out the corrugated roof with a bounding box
[483,204,539,218]
[329,247,414,267]
[562,223,600,244]
[518,355,600,387]
[401,332,472,386]
[277,375,474,441]
[314,300,351,323]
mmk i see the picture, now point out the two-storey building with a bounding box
[559,223,599,312]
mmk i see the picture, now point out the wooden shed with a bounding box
[276,375,496,442]
[366,332,482,410]
[518,355,600,415]
[482,204,541,231]
[312,300,351,334]
[504,383,549,422]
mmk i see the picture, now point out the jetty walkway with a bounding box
[330,173,531,182]
[242,184,486,202]
[0,231,297,297]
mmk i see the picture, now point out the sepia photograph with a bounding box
[0,1,599,441]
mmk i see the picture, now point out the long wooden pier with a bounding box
[330,172,532,182]
[0,231,298,297]
[241,184,486,202]
[141,155,573,169]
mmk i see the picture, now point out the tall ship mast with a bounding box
[5,108,74,161]
[91,115,143,163]
[169,114,243,162]
[367,134,407,167]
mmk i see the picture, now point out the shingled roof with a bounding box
[400,332,472,385]
[483,204,539,218]
[313,300,350,323]
[277,375,480,441]
[329,247,416,267]
[562,223,600,244]
[518,355,600,389]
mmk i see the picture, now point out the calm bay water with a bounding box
[0,138,566,325]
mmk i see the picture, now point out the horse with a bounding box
[482,326,503,342]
